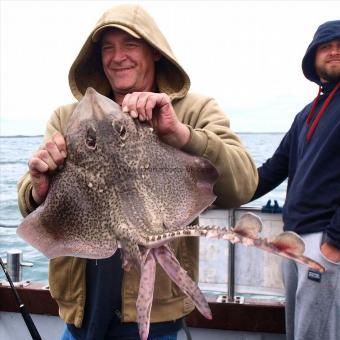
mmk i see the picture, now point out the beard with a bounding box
[315,63,340,83]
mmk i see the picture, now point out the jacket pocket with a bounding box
[49,257,86,300]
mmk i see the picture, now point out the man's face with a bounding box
[315,39,340,83]
[101,28,160,99]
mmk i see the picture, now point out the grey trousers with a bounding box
[282,232,340,340]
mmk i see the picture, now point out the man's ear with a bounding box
[153,49,161,61]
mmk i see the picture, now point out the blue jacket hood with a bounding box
[302,20,340,84]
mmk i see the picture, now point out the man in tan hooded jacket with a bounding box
[18,4,258,340]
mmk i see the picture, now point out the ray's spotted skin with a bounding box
[17,88,325,340]
[136,249,156,340]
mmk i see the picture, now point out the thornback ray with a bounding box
[17,87,325,340]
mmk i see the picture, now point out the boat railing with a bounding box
[1,249,33,284]
[198,204,285,303]
[228,205,282,302]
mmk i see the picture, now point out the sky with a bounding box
[1,0,339,135]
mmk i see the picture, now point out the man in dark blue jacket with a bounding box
[252,20,340,340]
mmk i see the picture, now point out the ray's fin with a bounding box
[233,212,262,239]
[250,232,325,272]
[17,206,118,259]
[269,231,305,254]
[153,245,212,319]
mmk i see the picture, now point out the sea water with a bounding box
[0,133,286,282]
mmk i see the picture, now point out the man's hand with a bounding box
[28,132,67,205]
[320,242,340,263]
[121,92,190,149]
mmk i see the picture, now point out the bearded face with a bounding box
[315,39,340,83]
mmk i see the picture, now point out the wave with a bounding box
[0,223,18,228]
[0,160,28,165]
[0,135,43,138]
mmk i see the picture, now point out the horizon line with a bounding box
[0,131,286,138]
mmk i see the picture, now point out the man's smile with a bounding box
[326,59,340,63]
[112,66,135,72]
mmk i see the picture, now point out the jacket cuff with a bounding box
[19,180,39,217]
[181,125,208,157]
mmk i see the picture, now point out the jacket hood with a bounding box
[302,20,340,84]
[69,4,190,101]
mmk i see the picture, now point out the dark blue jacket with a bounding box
[252,20,340,248]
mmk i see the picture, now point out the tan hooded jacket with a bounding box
[17,4,258,327]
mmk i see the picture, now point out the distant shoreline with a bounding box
[237,132,285,135]
[0,135,43,138]
[0,132,285,138]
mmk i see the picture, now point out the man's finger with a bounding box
[30,174,50,205]
[122,92,150,120]
[45,140,66,166]
[122,92,138,113]
[145,96,157,121]
[28,157,49,175]
[135,94,148,121]
[35,149,58,172]
[52,132,67,158]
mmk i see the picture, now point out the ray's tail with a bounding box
[143,213,325,273]
[136,245,212,340]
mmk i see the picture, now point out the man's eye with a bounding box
[125,42,138,48]
[102,45,113,52]
[319,44,329,51]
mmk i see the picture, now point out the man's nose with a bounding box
[112,47,126,62]
[329,43,340,55]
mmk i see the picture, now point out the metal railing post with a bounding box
[227,209,236,302]
[4,249,33,282]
